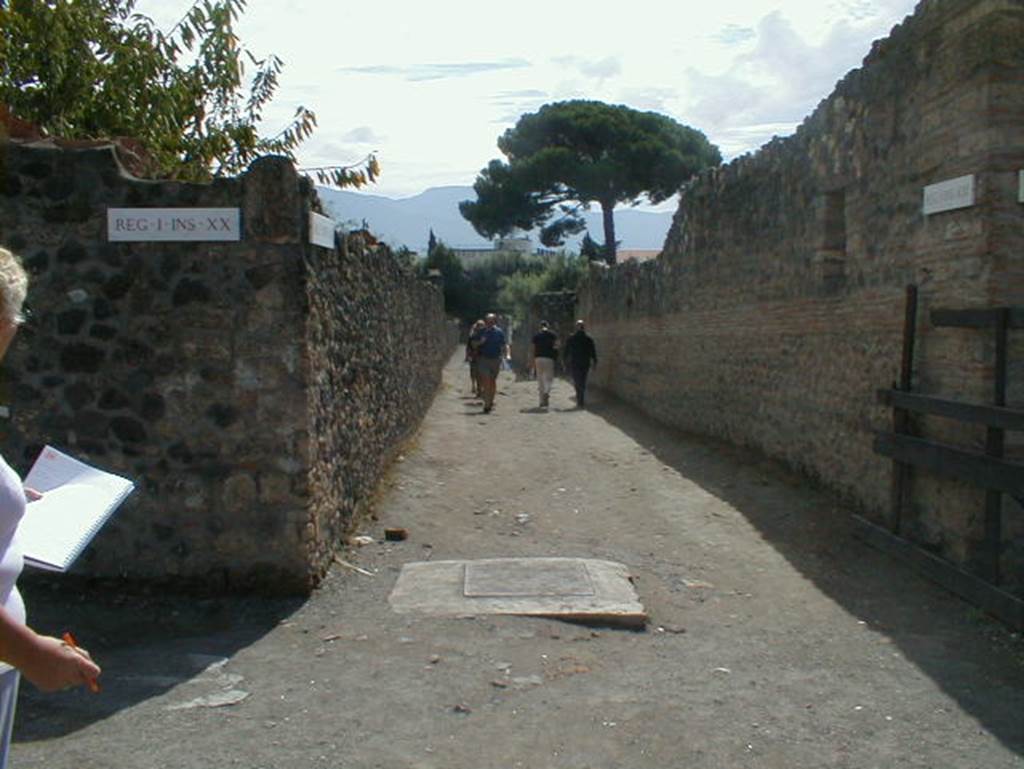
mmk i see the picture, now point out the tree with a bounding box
[579,233,603,262]
[427,229,438,257]
[460,100,720,264]
[0,0,377,186]
[496,251,588,319]
[419,240,467,316]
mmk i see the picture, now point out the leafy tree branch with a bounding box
[0,0,376,187]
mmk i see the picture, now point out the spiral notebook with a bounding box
[18,445,135,572]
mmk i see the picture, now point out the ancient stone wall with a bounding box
[0,143,455,593]
[305,234,456,576]
[576,0,1024,588]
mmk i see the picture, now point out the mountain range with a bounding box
[316,185,676,254]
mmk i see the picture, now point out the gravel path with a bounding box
[12,352,1024,768]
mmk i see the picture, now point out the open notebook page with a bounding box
[19,446,135,572]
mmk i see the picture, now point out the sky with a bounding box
[139,0,919,206]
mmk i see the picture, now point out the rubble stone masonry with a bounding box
[577,0,1024,590]
[0,146,455,593]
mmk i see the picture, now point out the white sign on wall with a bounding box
[309,211,337,249]
[107,208,241,241]
[922,175,975,216]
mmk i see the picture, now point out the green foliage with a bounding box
[0,0,377,186]
[419,241,467,315]
[460,100,720,264]
[460,252,540,321]
[579,233,603,261]
[392,245,417,269]
[418,236,571,322]
[495,271,547,320]
[496,251,588,319]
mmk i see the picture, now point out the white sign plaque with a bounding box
[107,208,241,241]
[309,211,337,249]
[922,175,975,216]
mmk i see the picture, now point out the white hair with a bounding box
[0,247,28,324]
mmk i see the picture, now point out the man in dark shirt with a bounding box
[465,319,485,396]
[475,313,508,414]
[563,319,597,408]
[529,320,558,408]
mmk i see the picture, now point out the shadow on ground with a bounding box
[583,388,1024,758]
[12,575,303,742]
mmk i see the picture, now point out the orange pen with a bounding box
[61,632,101,693]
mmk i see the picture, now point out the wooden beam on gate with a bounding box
[876,389,1024,431]
[889,284,918,535]
[931,307,1024,329]
[852,515,1024,631]
[873,432,1024,496]
[982,307,1009,584]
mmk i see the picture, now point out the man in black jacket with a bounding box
[529,320,559,408]
[563,319,597,408]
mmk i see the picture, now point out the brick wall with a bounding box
[576,0,1024,590]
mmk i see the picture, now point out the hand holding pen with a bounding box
[61,632,101,693]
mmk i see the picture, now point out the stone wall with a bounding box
[305,233,456,576]
[0,143,455,593]
[576,0,1024,589]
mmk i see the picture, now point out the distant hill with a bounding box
[317,185,675,254]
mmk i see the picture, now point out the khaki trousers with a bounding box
[535,357,555,400]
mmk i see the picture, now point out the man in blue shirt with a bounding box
[474,313,508,413]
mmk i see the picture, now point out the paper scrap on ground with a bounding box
[388,557,646,628]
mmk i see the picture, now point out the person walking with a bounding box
[529,320,558,409]
[465,319,485,397]
[563,319,597,408]
[475,313,508,414]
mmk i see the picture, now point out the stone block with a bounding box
[222,473,257,514]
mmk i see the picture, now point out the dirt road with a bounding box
[12,353,1024,768]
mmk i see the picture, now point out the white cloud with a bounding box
[339,59,532,82]
[136,0,920,198]
[615,86,681,114]
[713,24,758,45]
[342,126,384,145]
[551,55,623,82]
[681,5,917,157]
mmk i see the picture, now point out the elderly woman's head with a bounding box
[0,247,28,326]
[0,248,28,362]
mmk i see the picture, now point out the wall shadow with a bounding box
[583,389,1024,757]
[12,577,304,742]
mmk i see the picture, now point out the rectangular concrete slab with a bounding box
[388,557,646,628]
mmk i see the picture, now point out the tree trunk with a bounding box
[601,202,617,265]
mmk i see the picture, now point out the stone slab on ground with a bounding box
[388,556,647,627]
